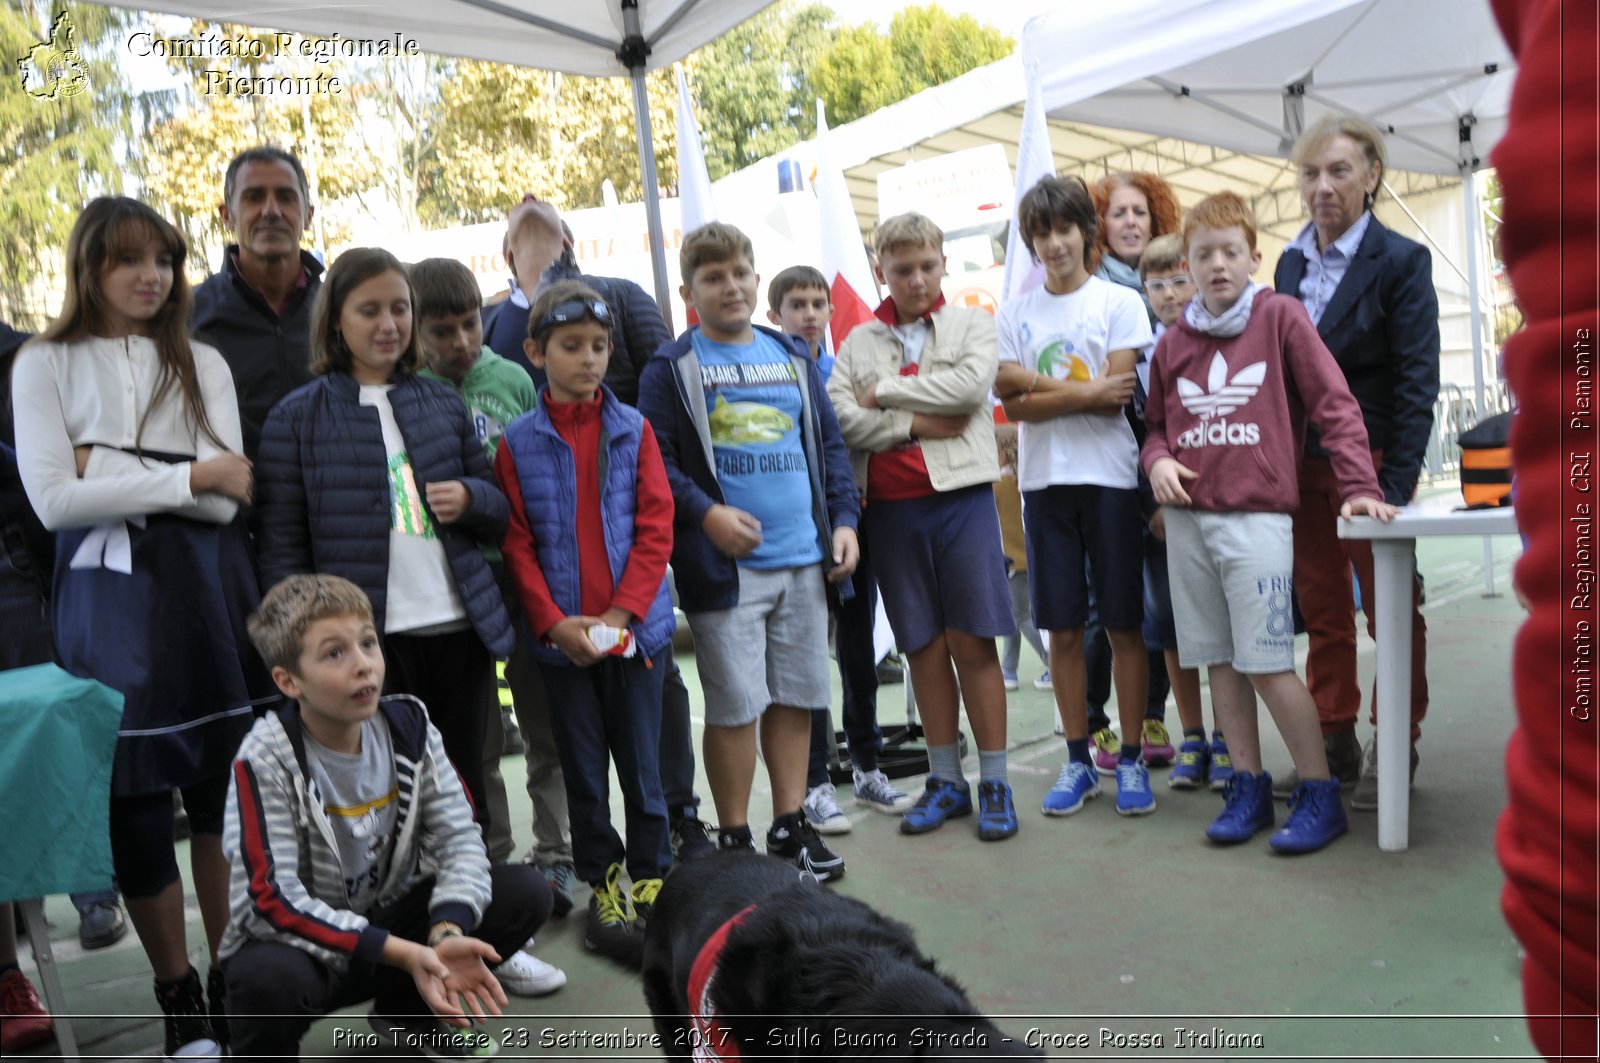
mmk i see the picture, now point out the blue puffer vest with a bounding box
[499,387,676,665]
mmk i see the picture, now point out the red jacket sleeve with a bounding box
[610,425,675,621]
[1280,306,1381,504]
[493,443,567,639]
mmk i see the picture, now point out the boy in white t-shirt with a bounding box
[994,175,1155,819]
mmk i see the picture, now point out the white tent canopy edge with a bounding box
[92,0,779,327]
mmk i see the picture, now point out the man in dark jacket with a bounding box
[486,198,669,407]
[492,196,716,863]
[192,146,324,464]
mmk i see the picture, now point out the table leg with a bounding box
[19,898,79,1061]
[1373,538,1417,852]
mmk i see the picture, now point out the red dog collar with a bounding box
[687,904,757,1061]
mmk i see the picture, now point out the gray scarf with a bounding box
[1185,282,1267,337]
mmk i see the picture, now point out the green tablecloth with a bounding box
[0,664,122,902]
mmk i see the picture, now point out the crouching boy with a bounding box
[220,574,552,1058]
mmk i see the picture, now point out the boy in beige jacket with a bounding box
[828,211,1018,842]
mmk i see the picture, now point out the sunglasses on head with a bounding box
[533,298,613,337]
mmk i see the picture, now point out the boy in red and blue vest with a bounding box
[494,279,678,957]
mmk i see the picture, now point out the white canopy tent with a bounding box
[94,0,777,322]
[807,0,1511,406]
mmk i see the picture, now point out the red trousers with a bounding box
[1291,453,1428,742]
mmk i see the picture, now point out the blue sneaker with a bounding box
[1114,760,1156,816]
[1168,737,1210,790]
[1001,668,1019,691]
[1041,761,1100,816]
[1206,771,1275,843]
[976,780,1019,841]
[1270,778,1349,854]
[1208,732,1235,792]
[899,777,972,834]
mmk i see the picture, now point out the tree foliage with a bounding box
[1,0,133,327]
[419,61,679,224]
[811,6,1014,127]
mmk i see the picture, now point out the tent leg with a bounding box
[1462,165,1494,594]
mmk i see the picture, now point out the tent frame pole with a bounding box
[1460,127,1498,597]
[620,0,676,332]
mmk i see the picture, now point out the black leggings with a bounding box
[110,774,229,899]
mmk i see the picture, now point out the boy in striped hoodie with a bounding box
[220,574,553,1058]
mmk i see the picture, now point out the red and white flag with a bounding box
[1002,38,1055,305]
[675,65,715,232]
[675,65,715,324]
[814,99,878,352]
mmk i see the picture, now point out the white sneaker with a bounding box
[853,768,916,813]
[802,782,852,834]
[494,944,566,996]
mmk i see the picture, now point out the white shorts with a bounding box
[1163,508,1297,674]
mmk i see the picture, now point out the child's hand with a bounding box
[859,382,881,409]
[1149,507,1167,541]
[1150,458,1196,506]
[1340,496,1397,523]
[598,607,633,631]
[827,526,859,584]
[703,504,763,558]
[433,935,507,1024]
[399,941,461,1025]
[910,413,968,439]
[548,616,605,666]
[192,452,255,504]
[1091,371,1137,412]
[425,480,470,524]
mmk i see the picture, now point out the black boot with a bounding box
[154,967,220,1061]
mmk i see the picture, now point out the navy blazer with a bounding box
[1275,218,1440,505]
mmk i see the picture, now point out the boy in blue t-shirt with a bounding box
[637,223,861,881]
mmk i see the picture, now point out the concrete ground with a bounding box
[12,489,1535,1062]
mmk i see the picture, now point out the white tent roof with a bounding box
[1030,0,1512,177]
[98,0,775,76]
[811,0,1510,233]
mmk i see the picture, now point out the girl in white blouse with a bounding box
[13,197,270,1062]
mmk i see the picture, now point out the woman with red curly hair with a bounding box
[1092,172,1183,302]
[1077,171,1192,777]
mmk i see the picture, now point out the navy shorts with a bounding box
[1024,484,1145,632]
[863,485,1015,654]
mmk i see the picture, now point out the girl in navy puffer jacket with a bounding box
[257,248,513,841]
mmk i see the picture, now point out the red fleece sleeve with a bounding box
[610,425,675,622]
[494,443,567,640]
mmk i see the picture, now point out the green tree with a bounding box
[1,0,133,327]
[692,1,835,179]
[812,5,1014,126]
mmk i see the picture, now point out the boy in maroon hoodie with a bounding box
[1142,192,1394,854]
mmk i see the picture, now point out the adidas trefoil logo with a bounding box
[1175,352,1266,449]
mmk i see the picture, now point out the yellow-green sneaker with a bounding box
[584,863,635,955]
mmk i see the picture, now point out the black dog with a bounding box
[639,853,1042,1060]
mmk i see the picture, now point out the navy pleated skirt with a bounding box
[53,508,273,797]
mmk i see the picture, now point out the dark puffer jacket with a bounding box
[482,260,670,407]
[191,248,324,464]
[256,371,513,656]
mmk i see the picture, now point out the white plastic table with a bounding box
[1338,500,1519,851]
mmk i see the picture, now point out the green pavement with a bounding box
[12,488,1535,1061]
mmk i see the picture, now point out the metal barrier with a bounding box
[1420,380,1513,485]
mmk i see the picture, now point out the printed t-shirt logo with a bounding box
[387,453,437,538]
[1037,339,1092,382]
[1176,352,1266,449]
[709,395,794,447]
